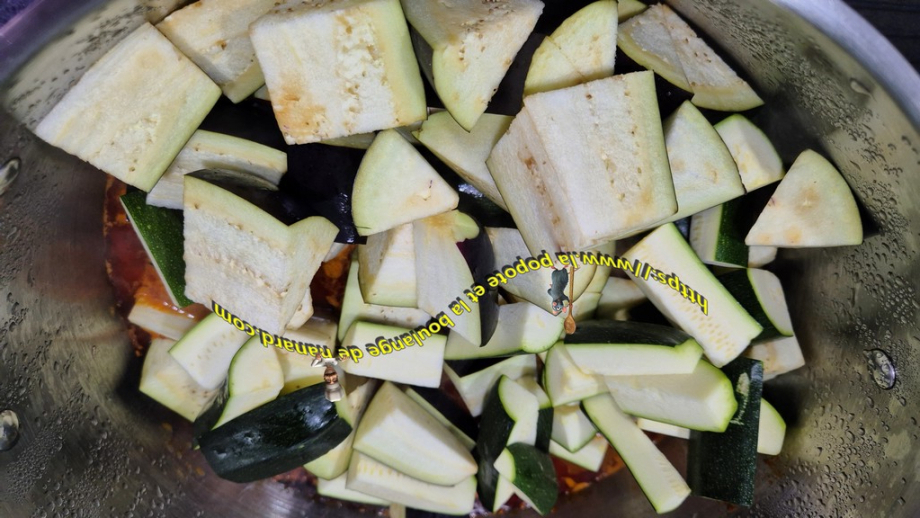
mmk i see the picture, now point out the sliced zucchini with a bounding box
[661,101,745,223]
[488,71,676,255]
[414,111,512,211]
[548,435,608,472]
[595,277,647,321]
[198,382,352,483]
[212,337,283,428]
[146,130,286,210]
[524,1,618,95]
[445,302,563,360]
[603,359,738,432]
[746,150,863,247]
[690,199,749,268]
[494,443,558,515]
[317,472,390,506]
[551,404,598,453]
[623,223,762,367]
[476,376,541,511]
[34,23,220,191]
[405,387,478,450]
[515,375,553,452]
[401,0,543,130]
[250,0,427,144]
[636,418,690,439]
[338,260,432,342]
[745,335,805,380]
[139,338,216,421]
[658,4,763,111]
[305,430,356,481]
[168,311,249,390]
[543,342,607,406]
[358,222,418,308]
[564,321,704,376]
[714,114,785,193]
[582,393,691,514]
[127,300,199,340]
[446,354,537,417]
[340,321,446,388]
[156,0,275,102]
[121,190,191,307]
[303,375,378,479]
[346,453,476,515]
[354,382,476,486]
[719,268,794,343]
[353,130,459,236]
[687,358,764,507]
[758,399,786,455]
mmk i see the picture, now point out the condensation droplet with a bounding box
[865,349,896,389]
[0,157,20,196]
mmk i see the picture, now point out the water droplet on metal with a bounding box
[0,158,21,196]
[865,349,896,389]
[0,409,20,451]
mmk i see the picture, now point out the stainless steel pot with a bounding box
[2,1,919,516]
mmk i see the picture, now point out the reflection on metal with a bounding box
[0,409,20,451]
[0,157,20,195]
[866,349,897,390]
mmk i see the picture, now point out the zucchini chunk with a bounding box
[346,453,477,515]
[306,431,356,481]
[494,443,558,515]
[354,382,477,486]
[565,320,704,376]
[745,150,863,247]
[168,312,250,391]
[401,0,543,130]
[476,376,541,511]
[690,199,749,268]
[623,223,762,367]
[353,130,459,236]
[551,404,598,453]
[250,0,427,144]
[757,399,786,455]
[445,354,538,417]
[603,359,738,432]
[719,268,794,343]
[198,383,353,483]
[714,114,785,193]
[515,375,554,452]
[488,71,676,255]
[661,101,745,223]
[305,376,379,479]
[338,261,432,342]
[636,418,691,439]
[127,300,199,340]
[583,393,691,514]
[341,321,446,388]
[156,0,277,102]
[120,190,192,307]
[414,111,513,211]
[617,4,691,91]
[34,23,221,191]
[548,435,608,472]
[687,358,764,507]
[405,387,478,450]
[524,0,618,95]
[745,335,805,380]
[183,173,338,335]
[317,472,391,506]
[146,130,286,210]
[485,227,596,313]
[543,342,607,406]
[357,223,418,308]
[618,0,647,21]
[445,302,563,360]
[211,336,284,428]
[139,338,216,422]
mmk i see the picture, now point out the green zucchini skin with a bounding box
[687,357,764,507]
[192,380,229,447]
[474,380,516,511]
[501,442,558,515]
[718,269,787,342]
[535,408,553,453]
[198,383,352,483]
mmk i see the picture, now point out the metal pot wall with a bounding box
[1,1,919,516]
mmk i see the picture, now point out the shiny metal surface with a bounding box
[2,0,920,516]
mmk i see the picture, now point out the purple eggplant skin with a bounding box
[485,31,544,117]
[280,143,368,245]
[199,97,288,151]
[456,213,499,347]
[187,169,317,226]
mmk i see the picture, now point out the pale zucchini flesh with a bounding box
[548,435,608,472]
[340,321,445,388]
[316,472,391,506]
[357,222,418,308]
[758,399,786,455]
[445,302,563,360]
[714,114,785,193]
[338,260,432,342]
[543,342,607,406]
[447,354,537,417]
[139,338,217,422]
[168,312,250,391]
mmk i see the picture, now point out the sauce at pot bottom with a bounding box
[102,175,632,514]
